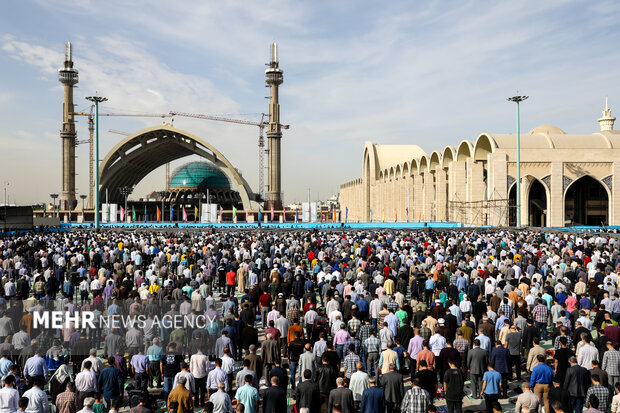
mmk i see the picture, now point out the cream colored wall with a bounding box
[339,142,620,226]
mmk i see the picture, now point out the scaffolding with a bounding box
[448,190,515,227]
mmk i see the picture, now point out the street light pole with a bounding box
[80,194,87,220]
[507,95,528,227]
[50,194,59,218]
[119,186,133,222]
[85,95,107,230]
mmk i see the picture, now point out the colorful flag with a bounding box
[245,209,249,222]
[120,206,125,221]
[381,209,385,222]
[170,206,174,221]
[270,207,274,221]
[345,207,348,222]
[406,207,409,221]
[182,207,187,221]
[144,205,147,222]
[157,206,161,222]
[219,206,223,222]
[282,209,286,222]
[195,206,198,221]
[43,203,46,215]
[132,206,136,222]
[295,209,299,222]
[370,208,373,222]
[258,207,262,222]
[232,206,237,221]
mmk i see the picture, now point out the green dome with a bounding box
[169,161,230,189]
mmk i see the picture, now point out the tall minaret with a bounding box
[598,96,616,132]
[58,42,79,211]
[265,42,284,210]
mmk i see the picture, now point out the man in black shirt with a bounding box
[443,359,465,413]
[288,331,306,390]
[415,360,437,402]
[263,376,287,413]
[161,343,183,403]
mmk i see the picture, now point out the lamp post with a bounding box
[85,95,107,230]
[2,182,8,232]
[119,186,133,222]
[507,95,528,227]
[50,193,59,218]
[80,194,87,220]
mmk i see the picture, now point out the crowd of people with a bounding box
[0,228,619,413]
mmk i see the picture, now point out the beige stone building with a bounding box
[339,101,620,227]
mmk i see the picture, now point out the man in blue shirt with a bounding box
[490,342,510,398]
[476,330,491,353]
[529,354,554,413]
[481,364,502,413]
[98,357,124,407]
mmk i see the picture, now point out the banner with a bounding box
[245,208,249,222]
[219,206,223,222]
[258,207,262,222]
[200,204,218,223]
[170,206,174,221]
[194,206,198,221]
[370,208,373,222]
[406,207,409,221]
[295,209,299,222]
[382,209,385,222]
[182,207,187,221]
[120,206,125,222]
[270,207,274,221]
[144,205,147,222]
[345,207,348,222]
[232,206,237,221]
[157,206,161,222]
[132,206,136,222]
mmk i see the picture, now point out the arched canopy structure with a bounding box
[99,125,257,208]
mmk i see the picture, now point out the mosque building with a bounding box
[339,100,619,227]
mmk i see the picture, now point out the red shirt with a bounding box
[259,293,272,307]
[226,270,236,285]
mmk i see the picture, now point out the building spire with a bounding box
[598,96,616,131]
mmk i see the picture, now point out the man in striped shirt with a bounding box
[532,300,550,340]
[364,331,381,377]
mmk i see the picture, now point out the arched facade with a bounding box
[99,125,259,210]
[339,103,620,226]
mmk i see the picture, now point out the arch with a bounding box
[99,125,257,208]
[429,151,442,171]
[394,165,401,180]
[418,156,429,173]
[456,140,473,162]
[410,159,419,176]
[402,162,409,178]
[564,175,610,226]
[473,134,496,162]
[527,178,548,227]
[442,146,455,168]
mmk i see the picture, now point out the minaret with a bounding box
[265,42,284,210]
[598,96,616,131]
[58,42,79,211]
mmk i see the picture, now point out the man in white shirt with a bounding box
[348,361,369,410]
[173,362,195,394]
[75,361,98,409]
[189,348,210,407]
[22,378,50,413]
[0,374,19,413]
[577,336,599,369]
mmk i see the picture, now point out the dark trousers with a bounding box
[134,372,148,392]
[77,391,94,409]
[195,376,207,406]
[227,284,235,296]
[570,396,585,413]
[501,373,509,398]
[535,321,548,340]
[509,354,521,380]
[386,401,400,413]
[149,361,161,387]
[366,352,379,377]
[470,374,483,397]
[446,400,463,413]
[484,393,499,413]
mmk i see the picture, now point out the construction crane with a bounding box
[168,111,290,199]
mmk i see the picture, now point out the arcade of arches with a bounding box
[339,107,620,227]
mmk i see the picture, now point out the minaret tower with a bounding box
[598,96,616,132]
[265,42,284,210]
[58,42,79,211]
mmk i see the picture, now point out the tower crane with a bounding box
[168,111,289,199]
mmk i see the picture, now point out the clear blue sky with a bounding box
[1,1,619,205]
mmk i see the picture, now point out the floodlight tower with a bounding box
[58,42,79,211]
[265,42,284,210]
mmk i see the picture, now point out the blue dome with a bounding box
[169,161,230,189]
